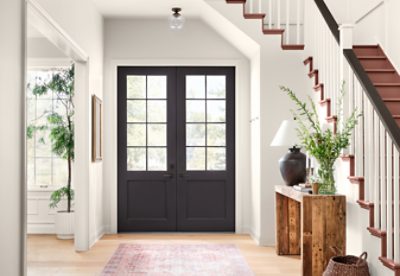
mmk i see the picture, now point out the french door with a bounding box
[117,67,235,231]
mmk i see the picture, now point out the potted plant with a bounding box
[280,84,361,194]
[27,66,75,239]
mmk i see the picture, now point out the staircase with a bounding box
[224,0,400,275]
[353,45,400,128]
[226,0,305,50]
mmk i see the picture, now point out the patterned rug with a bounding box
[101,243,254,276]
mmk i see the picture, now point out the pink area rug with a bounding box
[101,244,254,276]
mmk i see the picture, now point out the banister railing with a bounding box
[245,0,305,45]
[308,0,400,266]
[343,50,400,152]
[313,0,339,44]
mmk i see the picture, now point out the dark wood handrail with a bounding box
[313,0,400,151]
[344,49,400,151]
[314,0,340,44]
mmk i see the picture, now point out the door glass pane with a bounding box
[148,76,167,99]
[148,124,167,146]
[186,147,205,170]
[148,148,167,171]
[207,147,226,170]
[127,100,146,122]
[148,100,167,122]
[186,76,205,98]
[207,100,225,122]
[186,100,205,122]
[127,148,146,171]
[127,76,146,98]
[207,76,225,99]
[127,124,146,146]
[207,124,226,146]
[186,124,206,146]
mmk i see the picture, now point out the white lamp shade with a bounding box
[270,119,300,147]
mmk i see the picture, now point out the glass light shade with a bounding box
[270,119,300,147]
[169,13,185,30]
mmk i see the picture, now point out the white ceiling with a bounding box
[91,0,206,18]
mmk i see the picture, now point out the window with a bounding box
[26,69,68,189]
[185,75,227,171]
[126,75,168,171]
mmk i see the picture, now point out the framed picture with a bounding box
[92,95,103,161]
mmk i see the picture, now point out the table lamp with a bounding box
[270,119,306,186]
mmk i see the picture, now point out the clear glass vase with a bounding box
[317,161,336,195]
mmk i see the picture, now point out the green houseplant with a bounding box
[27,66,75,238]
[280,84,361,194]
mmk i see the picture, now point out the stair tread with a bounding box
[354,45,379,48]
[382,97,400,101]
[358,56,387,59]
[226,0,246,3]
[374,83,400,87]
[282,44,305,50]
[366,69,396,73]
[303,56,312,65]
[262,28,285,34]
[308,69,318,77]
[244,13,266,19]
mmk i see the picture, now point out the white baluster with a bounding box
[364,96,369,202]
[387,134,393,259]
[249,0,254,13]
[368,101,374,202]
[354,82,360,176]
[258,0,262,13]
[381,122,387,231]
[394,147,400,262]
[277,0,281,29]
[296,0,300,44]
[374,111,380,228]
[269,0,272,29]
[286,0,290,44]
[348,70,355,155]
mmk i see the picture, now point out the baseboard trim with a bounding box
[28,223,55,234]
[90,225,106,248]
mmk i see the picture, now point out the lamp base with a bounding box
[279,146,307,186]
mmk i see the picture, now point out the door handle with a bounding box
[163,173,174,178]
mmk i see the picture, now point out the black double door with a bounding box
[118,67,235,231]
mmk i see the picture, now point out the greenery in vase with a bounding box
[27,66,75,212]
[280,84,362,194]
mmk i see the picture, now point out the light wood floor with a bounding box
[27,233,300,276]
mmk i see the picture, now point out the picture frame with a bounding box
[92,95,103,162]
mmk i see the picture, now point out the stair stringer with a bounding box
[304,56,400,276]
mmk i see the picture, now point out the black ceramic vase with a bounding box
[279,147,306,186]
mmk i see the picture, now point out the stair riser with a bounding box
[376,87,400,98]
[360,59,393,70]
[383,101,400,115]
[354,47,384,56]
[367,72,400,83]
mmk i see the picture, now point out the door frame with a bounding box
[27,0,90,252]
[106,59,250,234]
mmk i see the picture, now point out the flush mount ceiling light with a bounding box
[169,7,185,30]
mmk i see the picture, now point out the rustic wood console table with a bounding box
[275,185,346,276]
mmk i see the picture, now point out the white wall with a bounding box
[33,0,104,249]
[325,0,400,71]
[0,0,25,274]
[28,37,66,59]
[103,18,251,233]
[206,1,309,246]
